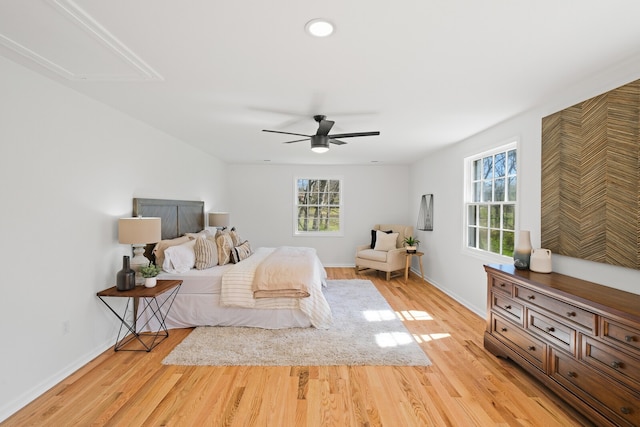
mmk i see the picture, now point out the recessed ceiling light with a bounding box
[305,19,334,37]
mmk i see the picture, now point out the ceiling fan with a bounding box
[262,115,380,153]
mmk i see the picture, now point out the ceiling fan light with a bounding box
[310,135,330,153]
[305,19,334,37]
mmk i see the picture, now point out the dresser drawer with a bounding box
[581,336,640,389]
[492,314,546,370]
[550,349,640,427]
[515,286,596,333]
[601,318,640,354]
[527,310,575,354]
[490,276,514,296]
[491,293,523,324]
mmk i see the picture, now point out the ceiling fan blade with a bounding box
[329,139,347,145]
[262,129,311,138]
[282,138,310,144]
[316,119,335,136]
[328,131,380,139]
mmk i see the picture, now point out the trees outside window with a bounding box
[294,178,343,236]
[465,143,517,257]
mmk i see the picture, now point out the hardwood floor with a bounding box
[3,268,592,426]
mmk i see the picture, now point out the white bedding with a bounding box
[137,247,331,331]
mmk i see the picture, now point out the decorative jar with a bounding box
[513,230,532,270]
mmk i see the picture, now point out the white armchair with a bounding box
[355,224,414,280]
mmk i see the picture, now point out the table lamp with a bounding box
[118,217,162,284]
[208,212,230,230]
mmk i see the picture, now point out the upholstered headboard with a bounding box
[132,198,204,261]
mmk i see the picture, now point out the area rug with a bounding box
[162,279,431,366]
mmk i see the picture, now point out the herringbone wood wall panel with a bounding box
[541,79,640,269]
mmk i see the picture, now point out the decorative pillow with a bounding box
[162,239,196,273]
[215,231,234,265]
[194,236,218,270]
[229,227,242,247]
[231,240,252,263]
[186,229,214,240]
[374,230,399,251]
[153,235,191,268]
[370,229,393,249]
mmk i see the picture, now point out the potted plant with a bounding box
[139,263,162,288]
[403,236,420,253]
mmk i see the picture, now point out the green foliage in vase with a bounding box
[140,263,162,278]
[403,236,420,246]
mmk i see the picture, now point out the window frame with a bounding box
[293,176,344,237]
[462,141,519,262]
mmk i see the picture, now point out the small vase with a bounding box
[116,256,136,291]
[513,230,532,270]
[144,277,157,288]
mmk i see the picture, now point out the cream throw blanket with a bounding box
[220,247,332,329]
[253,246,314,298]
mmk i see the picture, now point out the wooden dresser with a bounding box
[484,264,640,427]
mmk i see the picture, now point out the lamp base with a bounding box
[131,244,149,285]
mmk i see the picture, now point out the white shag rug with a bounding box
[162,279,431,366]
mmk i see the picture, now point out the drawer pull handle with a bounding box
[566,311,576,317]
[501,327,508,332]
[546,327,555,332]
[527,295,535,300]
[611,361,621,369]
[620,407,631,415]
[504,305,512,309]
[500,283,506,287]
[528,346,536,351]
[625,335,635,342]
[567,371,577,378]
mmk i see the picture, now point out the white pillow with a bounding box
[374,230,399,251]
[162,239,196,273]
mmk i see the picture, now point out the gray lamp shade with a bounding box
[208,212,230,228]
[118,217,162,244]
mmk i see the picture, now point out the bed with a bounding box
[132,198,332,330]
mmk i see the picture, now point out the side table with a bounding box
[97,279,182,352]
[403,251,424,284]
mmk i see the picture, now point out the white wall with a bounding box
[0,57,228,422]
[227,164,410,266]
[409,54,640,317]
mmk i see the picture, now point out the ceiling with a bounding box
[2,1,640,165]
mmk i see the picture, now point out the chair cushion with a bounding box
[374,231,399,251]
[356,248,389,262]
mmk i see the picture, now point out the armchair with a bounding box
[355,224,414,280]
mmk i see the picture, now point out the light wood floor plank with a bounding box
[2,267,593,426]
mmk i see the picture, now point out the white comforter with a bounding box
[221,247,332,329]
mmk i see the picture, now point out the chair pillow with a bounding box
[374,230,399,251]
[370,229,393,249]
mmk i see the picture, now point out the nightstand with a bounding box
[97,279,182,352]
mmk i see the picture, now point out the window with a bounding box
[465,143,517,258]
[294,177,343,236]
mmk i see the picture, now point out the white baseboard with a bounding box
[0,338,114,423]
[411,268,486,318]
[341,263,486,318]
